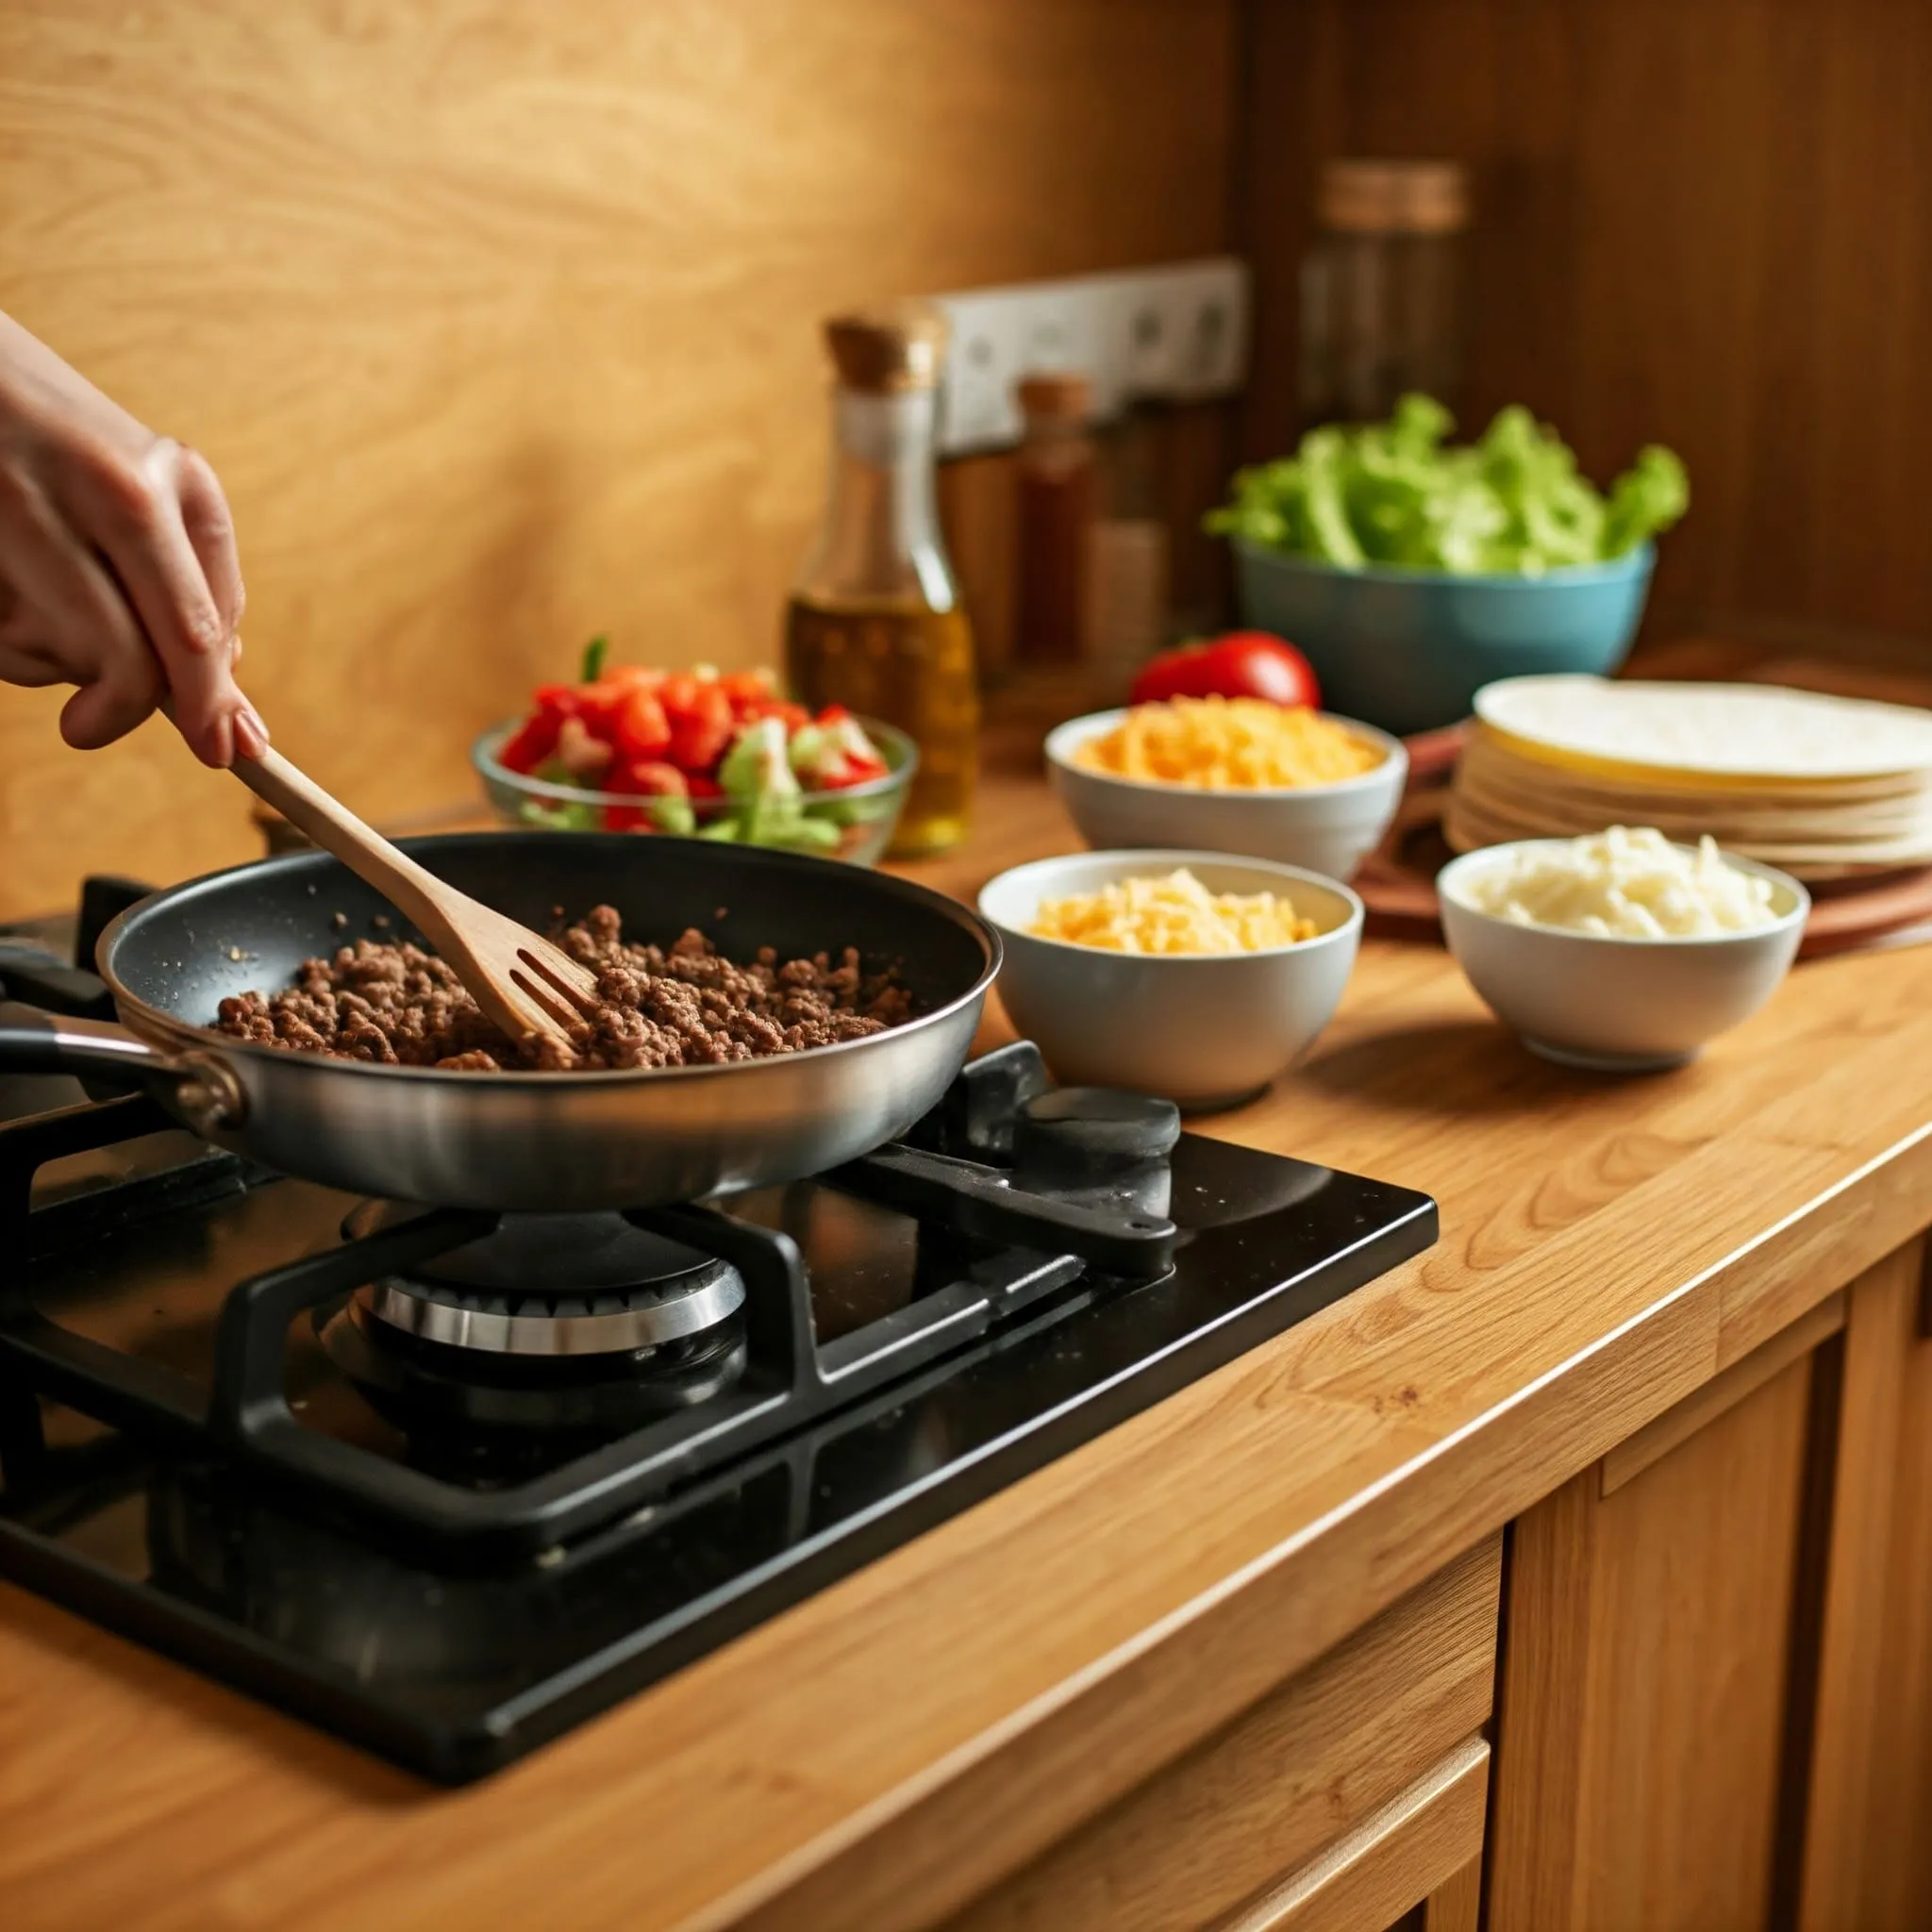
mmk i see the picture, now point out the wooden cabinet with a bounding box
[742,1246,1931,1932]
[939,1540,1500,1932]
[1488,1241,1932,1932]
[1796,1242,1932,1930]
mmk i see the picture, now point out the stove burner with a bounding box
[319,1298,750,1448]
[340,1204,747,1357]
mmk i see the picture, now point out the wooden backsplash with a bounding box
[1238,0,1932,661]
[0,0,1235,918]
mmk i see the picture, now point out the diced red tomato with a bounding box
[613,689,672,761]
[504,656,810,795]
[818,755,890,791]
[498,680,588,773]
[573,679,635,736]
[666,682,735,772]
[609,759,690,798]
[657,673,701,717]
[720,669,775,711]
[603,804,647,831]
[607,664,663,692]
[744,697,811,734]
[497,712,561,774]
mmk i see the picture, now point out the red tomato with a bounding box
[604,805,647,831]
[609,759,690,797]
[686,773,724,800]
[607,664,663,691]
[574,678,636,737]
[496,685,584,772]
[819,756,889,791]
[658,673,703,718]
[720,669,776,712]
[496,713,559,774]
[666,683,735,773]
[745,697,811,734]
[1129,632,1320,709]
[613,689,672,761]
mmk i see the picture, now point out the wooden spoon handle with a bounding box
[230,745,448,932]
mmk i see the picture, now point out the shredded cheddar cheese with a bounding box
[1028,868,1319,955]
[1072,697,1382,791]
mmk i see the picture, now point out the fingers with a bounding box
[178,447,268,761]
[0,463,160,746]
[50,434,247,765]
[175,444,245,637]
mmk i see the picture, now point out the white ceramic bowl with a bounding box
[1437,841,1810,1072]
[1044,708,1407,881]
[977,849,1363,1110]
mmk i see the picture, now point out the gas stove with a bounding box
[0,879,1436,1782]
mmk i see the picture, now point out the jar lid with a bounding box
[824,303,950,392]
[1016,371,1093,424]
[1318,159,1469,235]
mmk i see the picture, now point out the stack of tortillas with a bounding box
[1446,676,1932,880]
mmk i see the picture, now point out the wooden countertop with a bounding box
[7,744,1932,1932]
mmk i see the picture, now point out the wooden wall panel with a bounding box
[0,0,1235,917]
[1238,0,1932,656]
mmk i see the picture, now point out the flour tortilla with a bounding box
[1455,731,1932,840]
[1474,676,1932,782]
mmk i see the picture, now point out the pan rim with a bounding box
[94,831,1002,1089]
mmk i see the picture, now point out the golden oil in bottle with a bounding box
[788,305,977,858]
[785,596,976,856]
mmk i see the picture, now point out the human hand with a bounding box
[0,309,265,766]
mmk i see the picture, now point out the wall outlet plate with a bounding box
[931,257,1249,457]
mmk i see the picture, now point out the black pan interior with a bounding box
[98,832,997,1034]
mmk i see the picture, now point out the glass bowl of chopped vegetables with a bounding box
[1207,394,1690,737]
[473,650,917,864]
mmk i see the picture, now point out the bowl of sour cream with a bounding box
[1437,825,1809,1071]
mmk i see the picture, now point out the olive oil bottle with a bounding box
[786,306,978,857]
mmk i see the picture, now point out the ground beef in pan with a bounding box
[213,904,913,1072]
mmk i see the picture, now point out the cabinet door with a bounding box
[1796,1242,1932,1931]
[1486,1320,1827,1930]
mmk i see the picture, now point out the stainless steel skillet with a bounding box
[0,832,1000,1210]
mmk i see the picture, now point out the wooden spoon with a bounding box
[230,746,599,1056]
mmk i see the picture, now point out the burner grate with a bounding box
[0,1049,1167,1559]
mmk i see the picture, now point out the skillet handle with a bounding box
[0,1012,248,1132]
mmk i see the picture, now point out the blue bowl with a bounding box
[1232,540,1656,738]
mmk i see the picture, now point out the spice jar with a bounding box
[1300,158,1469,425]
[786,304,978,858]
[1012,372,1096,666]
[1086,389,1171,703]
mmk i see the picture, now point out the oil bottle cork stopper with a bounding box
[824,303,950,392]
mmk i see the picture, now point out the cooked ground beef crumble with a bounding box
[213,904,912,1072]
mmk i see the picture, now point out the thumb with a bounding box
[59,657,163,751]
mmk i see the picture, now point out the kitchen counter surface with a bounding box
[6,743,1932,1932]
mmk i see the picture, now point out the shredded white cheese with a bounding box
[1452,826,1780,938]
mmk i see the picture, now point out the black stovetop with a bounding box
[0,886,1436,1784]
